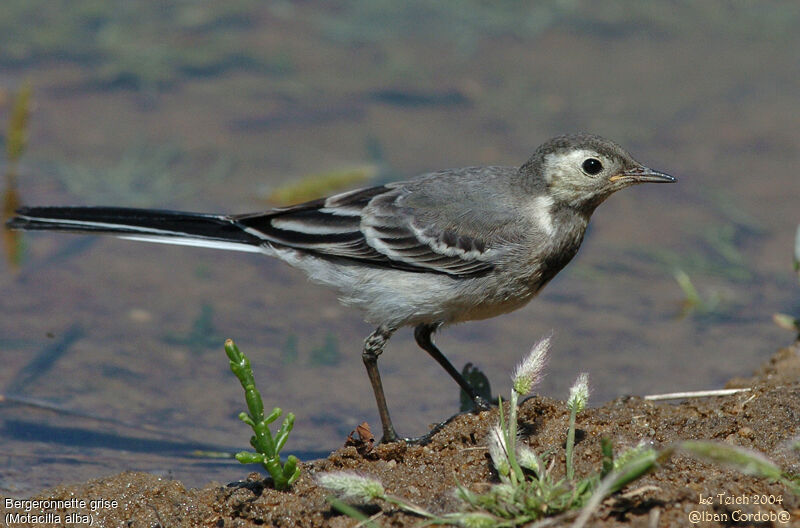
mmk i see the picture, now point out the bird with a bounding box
[7,133,675,443]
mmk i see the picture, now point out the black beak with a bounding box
[612,166,676,184]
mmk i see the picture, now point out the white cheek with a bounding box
[544,149,599,182]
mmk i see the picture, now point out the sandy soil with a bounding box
[4,340,799,527]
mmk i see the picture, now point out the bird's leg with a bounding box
[362,325,398,443]
[414,323,491,411]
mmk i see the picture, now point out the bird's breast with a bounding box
[517,213,589,293]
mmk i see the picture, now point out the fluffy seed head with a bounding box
[512,335,550,395]
[487,424,510,478]
[491,482,516,503]
[454,512,498,528]
[516,443,541,474]
[567,372,589,413]
[316,471,385,502]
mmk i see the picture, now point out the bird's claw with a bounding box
[471,395,492,412]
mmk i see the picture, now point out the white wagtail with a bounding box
[7,134,675,442]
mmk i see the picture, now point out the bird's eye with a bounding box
[582,158,603,175]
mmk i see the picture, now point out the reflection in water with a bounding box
[2,174,21,270]
[4,418,236,457]
[4,325,84,395]
[2,83,32,270]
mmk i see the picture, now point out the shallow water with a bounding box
[1,2,799,493]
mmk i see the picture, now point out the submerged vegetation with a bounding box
[0,0,289,92]
[633,221,754,286]
[673,269,723,318]
[49,142,231,207]
[1,1,797,95]
[1,82,31,269]
[163,303,222,350]
[265,166,377,206]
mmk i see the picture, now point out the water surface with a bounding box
[1,1,798,493]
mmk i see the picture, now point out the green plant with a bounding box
[318,336,660,526]
[454,345,600,525]
[318,471,496,527]
[566,373,589,480]
[679,440,800,496]
[320,337,800,526]
[224,338,300,490]
[574,439,800,527]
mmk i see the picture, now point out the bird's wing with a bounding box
[234,167,522,277]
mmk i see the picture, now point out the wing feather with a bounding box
[233,168,520,277]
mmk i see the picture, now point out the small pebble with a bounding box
[737,426,754,439]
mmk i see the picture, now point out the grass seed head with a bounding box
[512,335,550,395]
[567,372,590,413]
[316,471,385,502]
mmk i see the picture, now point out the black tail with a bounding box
[7,206,265,251]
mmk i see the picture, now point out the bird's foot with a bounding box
[380,407,491,446]
[379,429,399,444]
[383,421,448,446]
[470,395,492,412]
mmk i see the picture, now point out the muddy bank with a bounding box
[3,340,799,527]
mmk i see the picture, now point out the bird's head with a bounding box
[521,134,675,212]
